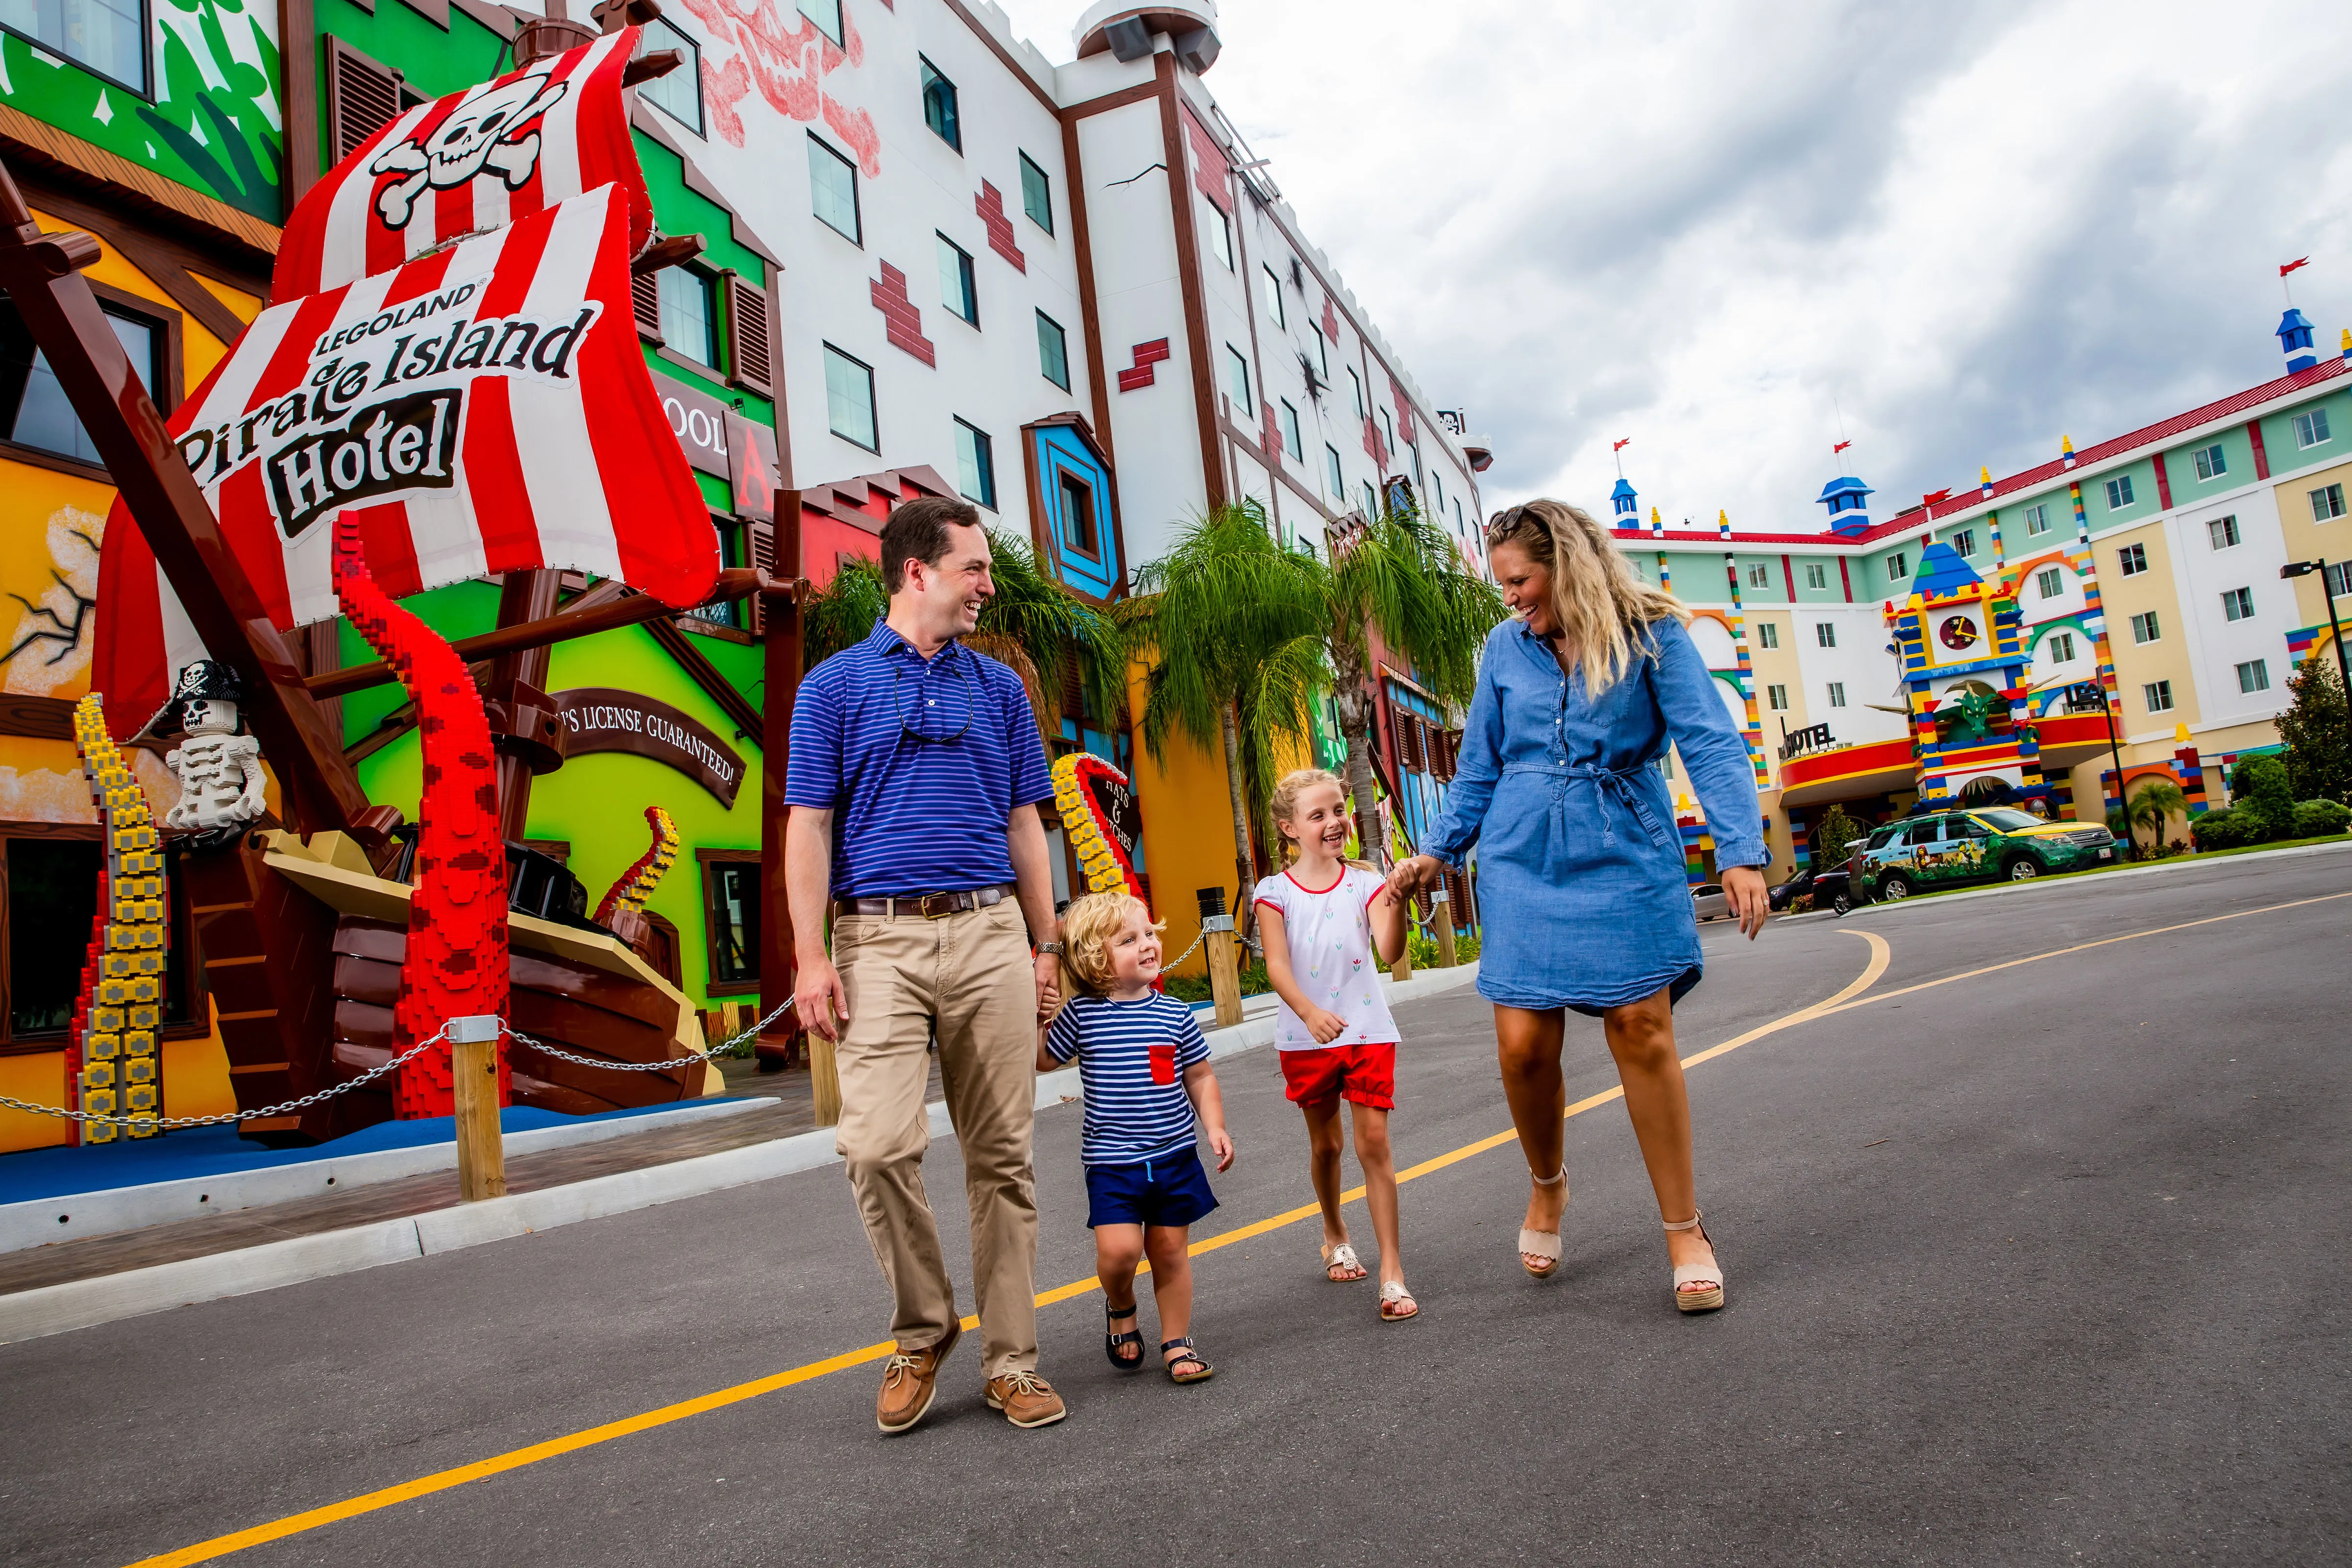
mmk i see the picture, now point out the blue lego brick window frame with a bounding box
[1031,423,1120,599]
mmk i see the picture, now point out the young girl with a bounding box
[1037,891,1235,1383]
[1252,769,1417,1323]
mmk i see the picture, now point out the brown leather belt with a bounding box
[832,882,1016,920]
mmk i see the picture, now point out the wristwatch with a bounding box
[1036,940,1065,956]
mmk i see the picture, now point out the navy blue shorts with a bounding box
[1084,1147,1219,1230]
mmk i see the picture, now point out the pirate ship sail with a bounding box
[0,21,761,1144]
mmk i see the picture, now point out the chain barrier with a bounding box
[0,1026,450,1129]
[507,995,795,1073]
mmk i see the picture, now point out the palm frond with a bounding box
[801,556,887,670]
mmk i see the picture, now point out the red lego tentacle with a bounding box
[332,514,511,1119]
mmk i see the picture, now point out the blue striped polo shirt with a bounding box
[785,618,1054,898]
[1045,992,1211,1167]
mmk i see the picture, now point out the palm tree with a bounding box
[801,530,1126,741]
[1323,503,1507,865]
[1123,501,1331,923]
[2127,775,2187,854]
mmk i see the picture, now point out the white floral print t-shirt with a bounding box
[1252,865,1401,1052]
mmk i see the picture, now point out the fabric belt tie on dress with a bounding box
[1503,762,1670,848]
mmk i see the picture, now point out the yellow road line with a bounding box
[133,893,2338,1568]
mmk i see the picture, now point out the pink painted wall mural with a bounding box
[680,0,882,172]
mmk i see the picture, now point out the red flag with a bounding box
[1922,489,1953,508]
[1612,437,1630,452]
[1833,440,1852,454]
[2281,258,2310,277]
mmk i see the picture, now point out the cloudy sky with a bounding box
[992,0,2352,530]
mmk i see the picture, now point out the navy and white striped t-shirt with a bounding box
[1045,992,1211,1167]
[784,618,1055,897]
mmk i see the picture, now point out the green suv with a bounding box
[1857,807,2117,902]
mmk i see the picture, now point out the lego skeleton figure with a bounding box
[160,662,268,836]
[369,68,571,230]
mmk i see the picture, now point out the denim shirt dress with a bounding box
[1423,615,1767,1015]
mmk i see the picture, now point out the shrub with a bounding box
[2231,755,2296,841]
[1812,805,1863,871]
[2291,797,2352,837]
[2190,808,2259,852]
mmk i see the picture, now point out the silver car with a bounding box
[1691,882,1731,921]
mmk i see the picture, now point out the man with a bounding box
[786,495,1068,1434]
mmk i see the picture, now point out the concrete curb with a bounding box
[0,1097,779,1256]
[0,965,1486,1345]
[1830,837,2352,922]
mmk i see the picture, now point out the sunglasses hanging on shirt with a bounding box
[892,654,978,745]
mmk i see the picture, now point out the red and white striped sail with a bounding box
[275,27,651,298]
[93,30,716,737]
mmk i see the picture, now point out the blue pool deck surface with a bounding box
[0,1102,690,1205]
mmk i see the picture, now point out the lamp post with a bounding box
[2278,559,2352,742]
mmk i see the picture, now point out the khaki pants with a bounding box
[832,897,1039,1377]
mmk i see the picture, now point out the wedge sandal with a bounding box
[1665,1211,1725,1313]
[1519,1168,1568,1278]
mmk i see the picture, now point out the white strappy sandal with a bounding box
[1519,1168,1568,1278]
[1321,1240,1367,1282]
[1664,1211,1724,1312]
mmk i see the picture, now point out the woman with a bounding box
[1387,500,1768,1311]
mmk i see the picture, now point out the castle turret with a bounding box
[1816,474,1873,539]
[2278,307,2318,373]
[1610,475,1638,528]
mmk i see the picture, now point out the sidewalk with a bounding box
[0,962,1482,1345]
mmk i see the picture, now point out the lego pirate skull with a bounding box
[160,661,270,835]
[368,67,571,230]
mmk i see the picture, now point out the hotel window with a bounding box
[1758,621,1779,649]
[1325,444,1345,499]
[1035,311,1069,390]
[2294,408,2331,448]
[799,0,842,44]
[808,135,861,243]
[658,268,716,366]
[1224,344,1250,412]
[1061,470,1100,558]
[1886,551,1908,581]
[1380,408,1396,462]
[2207,514,2239,549]
[2237,659,2270,694]
[2144,680,2174,713]
[2023,503,2051,536]
[3,0,144,89]
[1348,366,1365,417]
[700,853,760,991]
[2220,586,2254,621]
[1204,198,1233,269]
[1767,684,1788,711]
[2313,483,2346,521]
[1314,329,1330,381]
[937,234,977,325]
[2046,631,2077,663]
[0,302,161,467]
[636,18,703,133]
[2104,475,2134,510]
[920,56,961,151]
[2192,443,2226,481]
[1019,152,1054,233]
[2117,541,2148,575]
[1953,529,1977,557]
[2036,567,2064,599]
[1431,471,1445,516]
[2130,610,2161,644]
[823,344,877,450]
[954,418,996,510]
[1815,622,1837,648]
[1805,562,1828,589]
[1827,682,1848,708]
[1278,400,1303,462]
[1363,481,1379,520]
[1745,563,1769,588]
[2327,562,2352,600]
[1263,266,1286,329]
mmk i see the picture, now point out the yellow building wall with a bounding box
[1126,664,1251,981]
[2096,520,2201,735]
[0,212,257,1153]
[2278,457,2352,646]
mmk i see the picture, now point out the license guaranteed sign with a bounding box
[551,687,746,808]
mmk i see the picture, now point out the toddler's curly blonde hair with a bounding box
[1057,890,1164,999]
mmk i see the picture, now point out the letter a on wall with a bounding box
[93,29,714,737]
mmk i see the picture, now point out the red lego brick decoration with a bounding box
[1388,374,1417,450]
[1261,400,1286,461]
[1183,106,1230,212]
[334,513,512,1119]
[976,181,1025,272]
[871,262,935,366]
[1322,294,1339,342]
[1363,415,1390,472]
[1118,338,1171,392]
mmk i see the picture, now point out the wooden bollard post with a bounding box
[1430,885,1458,968]
[449,1014,507,1202]
[1198,886,1244,1029]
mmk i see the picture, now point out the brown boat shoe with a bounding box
[875,1319,961,1435]
[982,1369,1067,1429]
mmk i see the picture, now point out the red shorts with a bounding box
[1278,1041,1397,1109]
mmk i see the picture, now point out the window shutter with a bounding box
[632,267,663,342]
[1060,649,1084,722]
[326,38,405,163]
[743,517,774,636]
[724,270,773,397]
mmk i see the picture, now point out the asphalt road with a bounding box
[4,850,2347,1567]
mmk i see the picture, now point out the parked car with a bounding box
[1856,806,2117,901]
[1770,863,1855,916]
[1691,882,1730,920]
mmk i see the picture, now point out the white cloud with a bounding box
[992,0,2352,528]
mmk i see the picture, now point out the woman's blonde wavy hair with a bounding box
[1485,499,1687,699]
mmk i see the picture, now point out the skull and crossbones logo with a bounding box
[369,68,572,230]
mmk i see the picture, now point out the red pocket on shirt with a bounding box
[1149,1043,1177,1084]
